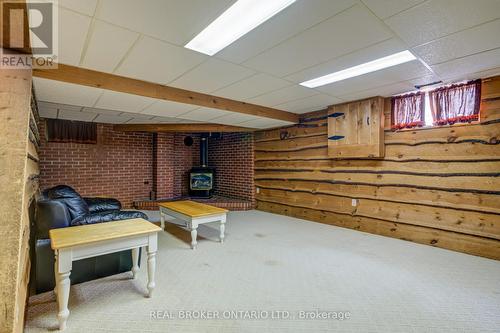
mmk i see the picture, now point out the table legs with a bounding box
[219,215,226,243]
[190,225,198,249]
[146,234,157,297]
[131,247,140,279]
[55,251,71,331]
[160,211,165,230]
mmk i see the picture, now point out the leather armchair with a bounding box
[33,185,148,293]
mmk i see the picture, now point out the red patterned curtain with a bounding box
[429,79,481,125]
[391,92,425,130]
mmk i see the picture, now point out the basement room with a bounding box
[1,0,499,332]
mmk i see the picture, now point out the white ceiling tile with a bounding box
[34,77,103,106]
[94,91,156,113]
[243,4,393,77]
[58,0,98,16]
[412,20,500,66]
[57,109,97,122]
[441,67,500,84]
[81,107,122,116]
[126,112,154,119]
[141,100,198,117]
[285,38,407,83]
[170,58,255,94]
[216,0,356,63]
[97,0,234,46]
[238,118,292,129]
[150,116,182,123]
[178,107,233,121]
[58,8,91,65]
[125,118,157,124]
[214,73,292,100]
[93,114,132,124]
[81,20,139,72]
[210,113,260,125]
[361,0,426,20]
[246,85,317,107]
[115,36,206,84]
[338,81,415,102]
[315,60,432,96]
[431,48,500,79]
[385,0,500,47]
[37,102,58,118]
[276,94,343,114]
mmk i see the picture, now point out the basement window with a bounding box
[391,79,481,130]
[46,119,97,144]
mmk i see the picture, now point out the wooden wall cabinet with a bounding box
[328,96,385,158]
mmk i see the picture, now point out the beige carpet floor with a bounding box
[26,210,500,332]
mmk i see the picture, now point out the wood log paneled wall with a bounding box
[0,63,39,333]
[255,76,500,260]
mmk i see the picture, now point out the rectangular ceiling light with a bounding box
[185,0,296,56]
[300,50,417,88]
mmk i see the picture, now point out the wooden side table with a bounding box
[158,201,228,249]
[49,218,161,330]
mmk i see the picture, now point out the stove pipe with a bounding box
[200,136,208,167]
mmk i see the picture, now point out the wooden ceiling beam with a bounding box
[33,63,300,123]
[113,123,257,133]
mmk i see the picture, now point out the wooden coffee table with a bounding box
[158,200,228,249]
[49,218,161,330]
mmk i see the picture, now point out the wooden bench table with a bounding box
[159,201,228,249]
[49,218,161,330]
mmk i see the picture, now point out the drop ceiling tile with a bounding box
[214,73,292,100]
[170,58,255,94]
[431,48,500,79]
[97,0,234,45]
[216,0,356,63]
[210,113,260,125]
[125,118,157,124]
[34,77,103,106]
[37,102,58,118]
[246,85,318,107]
[81,107,122,116]
[57,8,91,65]
[150,116,182,123]
[338,81,414,102]
[276,94,343,114]
[115,36,206,84]
[412,19,500,66]
[315,60,432,96]
[441,67,500,83]
[361,0,426,20]
[126,112,154,119]
[141,100,198,117]
[285,38,407,83]
[81,20,139,72]
[58,0,98,16]
[243,4,393,77]
[178,107,233,122]
[238,118,292,129]
[58,109,97,122]
[94,91,155,113]
[385,0,500,47]
[93,114,132,124]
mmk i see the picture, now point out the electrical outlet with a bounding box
[256,187,260,194]
[351,199,358,206]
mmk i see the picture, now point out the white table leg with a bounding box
[160,210,165,230]
[146,234,157,297]
[220,215,226,243]
[131,247,140,279]
[55,250,72,331]
[190,222,198,249]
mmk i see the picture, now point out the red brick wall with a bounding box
[209,133,255,205]
[38,121,153,208]
[39,120,255,207]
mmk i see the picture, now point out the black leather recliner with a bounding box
[33,185,148,293]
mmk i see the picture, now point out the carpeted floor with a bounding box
[26,210,500,332]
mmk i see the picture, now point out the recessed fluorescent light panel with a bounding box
[185,0,296,56]
[300,50,417,88]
